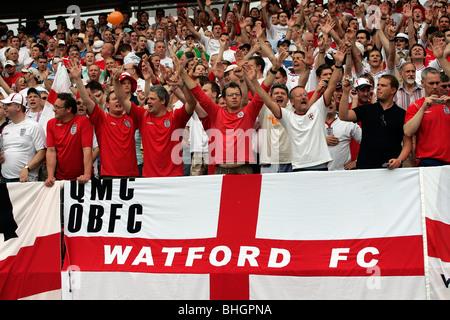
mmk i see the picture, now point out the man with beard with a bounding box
[394,62,425,111]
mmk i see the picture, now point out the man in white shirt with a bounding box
[251,45,348,171]
[154,40,173,68]
[325,85,362,170]
[0,93,46,182]
[261,0,289,42]
[258,83,293,173]
[25,87,54,135]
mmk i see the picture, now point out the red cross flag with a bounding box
[62,170,428,300]
[0,182,63,300]
[46,62,73,106]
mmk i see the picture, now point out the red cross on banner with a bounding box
[62,174,425,300]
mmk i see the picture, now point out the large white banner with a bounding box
[2,167,447,300]
[60,167,449,300]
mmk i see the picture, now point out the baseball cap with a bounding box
[277,39,291,47]
[21,67,41,81]
[355,78,372,89]
[4,60,15,67]
[394,33,409,41]
[27,87,41,98]
[58,40,66,46]
[239,43,251,50]
[119,72,137,93]
[92,40,104,53]
[224,64,238,73]
[1,93,26,106]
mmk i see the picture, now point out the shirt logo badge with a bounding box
[20,128,26,137]
[237,111,244,118]
[443,106,450,115]
[124,120,131,127]
[71,124,77,135]
[164,119,171,128]
[308,113,314,121]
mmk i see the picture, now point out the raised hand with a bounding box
[242,61,256,82]
[333,44,348,64]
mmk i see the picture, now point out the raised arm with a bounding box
[323,45,347,106]
[68,63,96,113]
[244,62,281,118]
[111,66,132,114]
[338,77,358,122]
[172,55,196,115]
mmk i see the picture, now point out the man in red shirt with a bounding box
[45,93,93,187]
[404,66,450,166]
[179,52,287,174]
[69,63,139,178]
[112,66,196,177]
[3,60,24,91]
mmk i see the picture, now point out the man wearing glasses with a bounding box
[339,74,412,170]
[179,53,287,174]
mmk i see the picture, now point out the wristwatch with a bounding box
[24,165,30,172]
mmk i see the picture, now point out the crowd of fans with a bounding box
[0,0,449,184]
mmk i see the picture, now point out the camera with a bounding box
[346,76,354,85]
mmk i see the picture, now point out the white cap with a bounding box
[394,33,409,41]
[0,93,26,106]
[224,64,238,73]
[92,40,104,53]
[355,78,372,89]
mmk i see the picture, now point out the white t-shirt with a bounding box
[200,35,220,56]
[278,96,332,169]
[267,24,288,42]
[258,103,293,164]
[160,56,174,69]
[25,103,55,136]
[325,114,362,171]
[187,111,209,153]
[1,118,46,180]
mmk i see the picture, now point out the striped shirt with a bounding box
[394,83,424,111]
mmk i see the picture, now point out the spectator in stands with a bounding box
[180,51,284,174]
[0,93,46,182]
[403,40,450,167]
[325,84,362,171]
[69,63,139,178]
[24,87,53,135]
[258,83,293,173]
[45,93,93,187]
[3,60,24,91]
[253,47,347,172]
[339,74,412,170]
[395,62,425,111]
[112,65,196,177]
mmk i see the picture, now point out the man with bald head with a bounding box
[95,42,116,70]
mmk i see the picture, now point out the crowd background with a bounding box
[0,0,448,183]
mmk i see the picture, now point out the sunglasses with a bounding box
[380,114,387,127]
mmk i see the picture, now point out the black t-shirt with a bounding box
[353,102,405,169]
